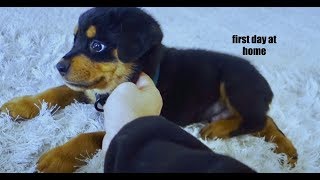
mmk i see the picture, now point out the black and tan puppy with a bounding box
[0,7,297,172]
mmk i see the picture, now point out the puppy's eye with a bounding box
[90,40,106,53]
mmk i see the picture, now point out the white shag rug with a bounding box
[0,7,319,173]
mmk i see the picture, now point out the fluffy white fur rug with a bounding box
[0,7,319,173]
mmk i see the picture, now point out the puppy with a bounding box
[0,7,297,172]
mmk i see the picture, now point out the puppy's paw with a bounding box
[200,118,240,139]
[200,122,230,139]
[0,96,40,120]
[36,146,85,173]
[274,136,298,167]
[252,117,298,167]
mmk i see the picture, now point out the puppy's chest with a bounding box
[84,90,99,104]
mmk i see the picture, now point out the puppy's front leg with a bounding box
[37,131,105,173]
[0,85,87,120]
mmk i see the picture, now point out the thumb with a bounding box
[135,72,156,90]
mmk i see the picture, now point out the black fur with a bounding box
[65,7,274,136]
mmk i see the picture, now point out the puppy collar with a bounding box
[94,93,109,112]
[94,65,160,112]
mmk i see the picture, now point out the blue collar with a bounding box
[152,64,160,85]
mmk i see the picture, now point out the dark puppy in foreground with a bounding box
[1,7,297,172]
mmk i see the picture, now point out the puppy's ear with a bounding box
[117,9,163,62]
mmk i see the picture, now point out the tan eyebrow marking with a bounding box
[86,25,96,38]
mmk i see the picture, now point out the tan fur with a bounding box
[219,82,239,116]
[252,116,298,166]
[202,83,297,166]
[65,53,134,94]
[200,82,242,139]
[84,90,96,103]
[37,131,105,173]
[86,25,96,38]
[0,85,83,120]
[200,116,242,139]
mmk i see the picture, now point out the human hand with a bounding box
[102,72,163,151]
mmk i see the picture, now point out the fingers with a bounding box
[113,72,155,93]
[136,72,162,104]
[135,72,155,90]
[104,72,161,111]
[114,81,138,93]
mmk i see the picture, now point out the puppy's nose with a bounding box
[56,60,70,76]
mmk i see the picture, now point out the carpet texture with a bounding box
[0,7,319,173]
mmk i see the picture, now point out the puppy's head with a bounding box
[56,7,163,94]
